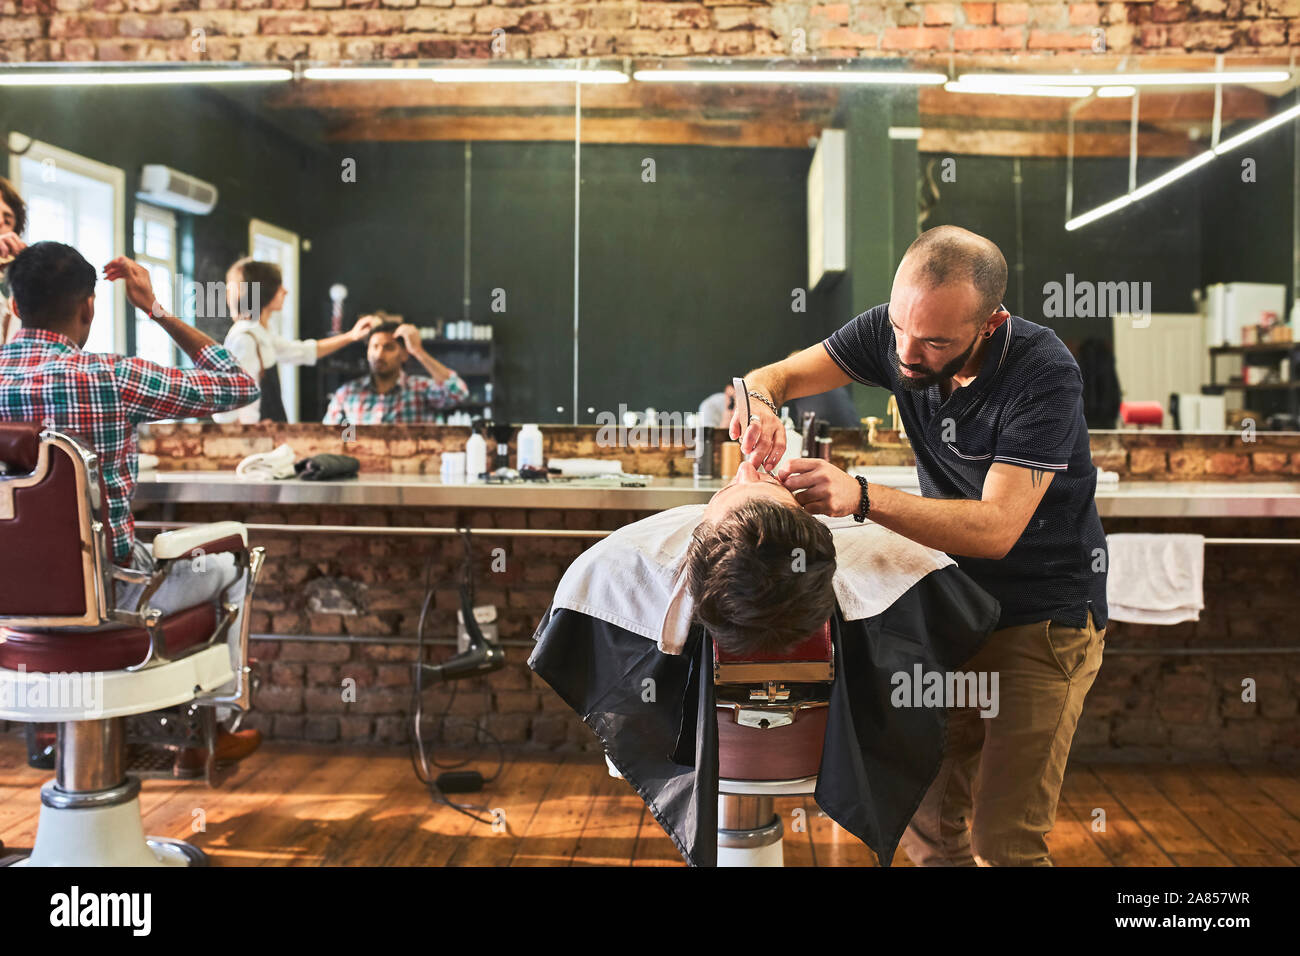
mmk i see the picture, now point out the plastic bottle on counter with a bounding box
[515,424,544,470]
[466,425,487,482]
[814,420,833,461]
[776,407,803,471]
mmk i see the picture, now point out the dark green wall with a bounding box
[1199,115,1295,315]
[919,153,1205,343]
[827,88,920,424]
[576,143,830,421]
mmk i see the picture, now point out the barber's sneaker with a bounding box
[173,728,263,778]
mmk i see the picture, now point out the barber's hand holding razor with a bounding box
[775,458,861,517]
[728,391,785,471]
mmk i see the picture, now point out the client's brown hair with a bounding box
[225,258,282,321]
[682,497,837,657]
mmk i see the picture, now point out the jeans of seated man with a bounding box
[898,610,1106,867]
[75,540,248,722]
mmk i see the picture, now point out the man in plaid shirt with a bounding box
[0,241,262,767]
[0,242,259,565]
[323,321,469,425]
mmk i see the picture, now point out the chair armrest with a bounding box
[152,522,249,561]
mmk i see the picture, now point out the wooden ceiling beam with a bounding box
[325,115,822,149]
[918,128,1195,158]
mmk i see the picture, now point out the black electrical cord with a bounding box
[408,530,505,824]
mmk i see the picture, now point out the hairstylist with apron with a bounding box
[214,257,377,423]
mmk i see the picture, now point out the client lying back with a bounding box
[549,459,957,658]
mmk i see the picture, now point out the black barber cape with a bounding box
[529,565,999,867]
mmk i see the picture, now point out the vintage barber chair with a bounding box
[713,621,833,867]
[0,424,265,866]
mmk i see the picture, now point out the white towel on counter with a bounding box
[235,443,297,481]
[547,457,624,477]
[1106,533,1204,625]
[550,503,956,654]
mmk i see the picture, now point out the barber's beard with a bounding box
[894,333,980,392]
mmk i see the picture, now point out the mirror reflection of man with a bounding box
[696,381,736,428]
[323,319,469,425]
[730,225,1107,868]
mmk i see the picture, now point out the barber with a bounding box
[730,225,1107,868]
[0,175,28,344]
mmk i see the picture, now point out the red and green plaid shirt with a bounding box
[0,328,259,564]
[323,371,470,425]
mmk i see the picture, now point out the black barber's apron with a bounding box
[258,362,287,422]
[529,565,999,867]
[233,330,287,422]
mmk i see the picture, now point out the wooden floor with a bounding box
[2,735,1298,866]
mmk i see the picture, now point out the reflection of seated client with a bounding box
[323,321,469,425]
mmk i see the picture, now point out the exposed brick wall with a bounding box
[0,0,1296,63]
[138,421,1300,480]
[1073,516,1300,764]
[121,494,1300,761]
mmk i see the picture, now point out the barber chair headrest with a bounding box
[713,620,834,685]
[0,422,41,474]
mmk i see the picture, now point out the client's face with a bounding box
[704,459,799,522]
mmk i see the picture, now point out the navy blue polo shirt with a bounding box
[823,304,1107,631]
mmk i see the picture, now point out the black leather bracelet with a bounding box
[852,475,870,523]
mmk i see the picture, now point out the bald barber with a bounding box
[732,225,1106,867]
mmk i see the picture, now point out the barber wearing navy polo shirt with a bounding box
[732,225,1106,867]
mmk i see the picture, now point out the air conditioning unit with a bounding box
[137,165,218,215]
[807,129,847,291]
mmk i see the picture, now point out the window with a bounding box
[133,204,178,366]
[249,219,301,422]
[7,134,125,355]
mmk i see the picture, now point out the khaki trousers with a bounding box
[899,610,1105,867]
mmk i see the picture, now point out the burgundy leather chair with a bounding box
[713,621,834,866]
[0,423,266,866]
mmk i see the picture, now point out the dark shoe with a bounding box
[173,728,263,778]
[24,724,56,770]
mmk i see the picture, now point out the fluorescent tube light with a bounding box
[1066,101,1300,230]
[1213,101,1300,154]
[0,68,292,86]
[944,80,1093,97]
[633,69,946,86]
[302,66,628,84]
[1127,151,1215,202]
[1065,194,1133,231]
[959,70,1290,88]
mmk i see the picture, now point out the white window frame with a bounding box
[133,202,178,364]
[7,133,127,354]
[249,218,301,422]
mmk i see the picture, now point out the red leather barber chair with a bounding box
[713,621,833,866]
[0,424,265,866]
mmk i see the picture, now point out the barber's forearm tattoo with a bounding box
[1030,468,1046,488]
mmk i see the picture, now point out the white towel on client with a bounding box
[236,443,297,481]
[1105,533,1204,625]
[550,503,957,654]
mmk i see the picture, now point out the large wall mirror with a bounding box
[575,57,1298,433]
[3,58,1296,432]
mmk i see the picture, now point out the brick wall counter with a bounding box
[122,493,1300,764]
